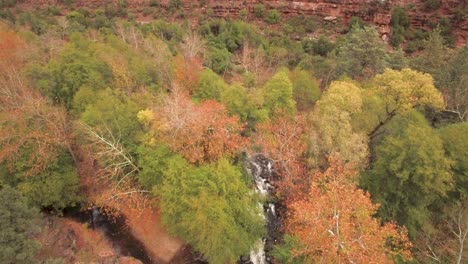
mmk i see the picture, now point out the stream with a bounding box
[63,206,154,264]
[242,154,283,264]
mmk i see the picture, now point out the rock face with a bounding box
[18,0,467,45]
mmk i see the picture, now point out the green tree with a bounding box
[411,29,452,86]
[263,70,296,117]
[79,88,142,151]
[0,185,39,264]
[289,68,321,111]
[158,156,264,263]
[35,34,112,109]
[206,47,231,74]
[337,26,388,79]
[438,123,468,200]
[8,152,82,211]
[136,144,173,190]
[220,83,268,125]
[193,68,228,101]
[361,110,453,238]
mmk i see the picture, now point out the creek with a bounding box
[243,154,283,264]
[63,206,154,264]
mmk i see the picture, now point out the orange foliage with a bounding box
[155,87,246,163]
[173,55,203,92]
[0,31,74,176]
[286,159,412,263]
[255,115,308,198]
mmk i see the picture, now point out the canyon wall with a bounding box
[18,0,467,44]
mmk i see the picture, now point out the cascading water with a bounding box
[244,154,282,264]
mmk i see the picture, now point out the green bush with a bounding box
[424,0,441,11]
[266,9,280,24]
[239,9,248,20]
[169,0,182,13]
[253,4,266,18]
[0,0,17,8]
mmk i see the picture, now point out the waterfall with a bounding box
[246,154,280,264]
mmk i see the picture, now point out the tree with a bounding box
[438,123,468,200]
[337,26,388,79]
[149,88,247,164]
[263,70,296,118]
[78,88,142,152]
[192,68,228,101]
[173,55,203,92]
[367,68,445,139]
[361,111,453,237]
[310,81,369,167]
[37,34,111,109]
[286,160,412,263]
[0,185,39,264]
[289,68,321,111]
[0,31,76,177]
[255,115,308,198]
[219,84,269,131]
[14,153,81,211]
[159,157,265,264]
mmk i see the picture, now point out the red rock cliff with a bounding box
[18,0,467,44]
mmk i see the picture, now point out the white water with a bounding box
[249,158,275,264]
[250,239,266,264]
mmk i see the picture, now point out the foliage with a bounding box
[136,144,173,190]
[0,185,40,264]
[287,160,412,263]
[438,123,468,200]
[424,0,441,11]
[348,16,365,31]
[220,83,267,125]
[337,26,388,79]
[361,111,453,238]
[15,153,81,210]
[302,36,335,57]
[151,89,246,164]
[255,115,308,198]
[412,33,466,120]
[263,70,296,117]
[35,34,112,109]
[206,47,231,74]
[192,68,227,101]
[310,81,368,167]
[289,68,321,111]
[78,88,142,151]
[366,68,445,138]
[266,9,281,24]
[271,235,306,264]
[159,157,265,264]
[168,0,182,13]
[254,4,266,18]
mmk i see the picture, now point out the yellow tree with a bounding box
[367,68,444,138]
[310,81,368,167]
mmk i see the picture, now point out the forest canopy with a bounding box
[0,2,466,263]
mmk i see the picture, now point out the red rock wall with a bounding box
[18,0,467,45]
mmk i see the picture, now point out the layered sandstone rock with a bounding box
[20,0,466,44]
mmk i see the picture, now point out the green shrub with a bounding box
[0,0,18,8]
[253,3,266,18]
[424,0,441,11]
[266,9,280,24]
[169,0,182,13]
[348,16,364,31]
[239,9,248,20]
